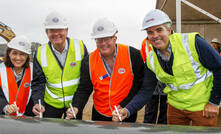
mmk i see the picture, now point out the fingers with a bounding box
[112,110,119,122]
[112,108,128,122]
[65,107,78,120]
[32,105,39,116]
[203,103,219,118]
[112,110,121,122]
[6,104,18,114]
[120,108,128,121]
[32,104,45,116]
[203,110,218,118]
[65,108,73,120]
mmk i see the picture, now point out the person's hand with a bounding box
[6,104,19,114]
[112,107,128,122]
[32,104,45,116]
[66,107,78,120]
[203,103,219,118]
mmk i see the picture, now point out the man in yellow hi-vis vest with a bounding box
[31,11,88,119]
[113,9,221,127]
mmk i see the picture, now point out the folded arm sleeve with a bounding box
[72,55,93,112]
[120,47,144,107]
[195,36,221,105]
[125,64,158,116]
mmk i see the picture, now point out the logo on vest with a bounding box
[118,68,125,74]
[70,62,76,67]
[24,83,30,88]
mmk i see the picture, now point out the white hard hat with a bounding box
[44,11,68,29]
[91,17,118,39]
[7,35,31,54]
[141,9,172,31]
[211,38,221,45]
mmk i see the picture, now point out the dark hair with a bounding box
[3,47,30,69]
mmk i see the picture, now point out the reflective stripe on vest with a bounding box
[148,34,212,91]
[145,39,149,56]
[0,63,9,101]
[46,78,79,101]
[47,78,80,89]
[0,63,32,115]
[45,86,73,101]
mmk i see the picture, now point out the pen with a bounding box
[38,99,42,118]
[14,102,19,116]
[69,103,76,119]
[114,105,122,122]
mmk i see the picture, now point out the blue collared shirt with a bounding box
[51,39,68,67]
[100,44,117,76]
[156,43,172,61]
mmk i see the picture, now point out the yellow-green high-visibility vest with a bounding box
[37,38,84,108]
[146,33,213,111]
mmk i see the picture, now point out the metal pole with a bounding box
[176,0,181,33]
[181,0,221,24]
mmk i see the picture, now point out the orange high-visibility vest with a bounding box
[89,44,134,116]
[140,38,152,62]
[0,63,32,116]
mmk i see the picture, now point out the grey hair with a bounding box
[163,22,172,30]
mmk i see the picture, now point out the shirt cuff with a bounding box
[124,108,130,118]
[209,101,220,106]
[209,93,221,105]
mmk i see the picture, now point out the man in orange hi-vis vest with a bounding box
[66,17,144,122]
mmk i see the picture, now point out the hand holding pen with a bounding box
[113,105,122,122]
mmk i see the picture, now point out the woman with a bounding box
[0,35,34,117]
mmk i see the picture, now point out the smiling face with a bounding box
[96,36,117,58]
[9,49,28,69]
[46,28,68,46]
[146,24,172,51]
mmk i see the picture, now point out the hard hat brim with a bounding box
[7,44,31,55]
[91,32,116,39]
[45,25,68,29]
[141,21,172,31]
[211,39,221,45]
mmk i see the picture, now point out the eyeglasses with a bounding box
[95,36,114,43]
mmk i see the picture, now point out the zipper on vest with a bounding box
[108,50,118,113]
[61,67,66,108]
[61,43,69,108]
[100,54,113,113]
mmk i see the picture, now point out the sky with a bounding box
[0,0,156,52]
